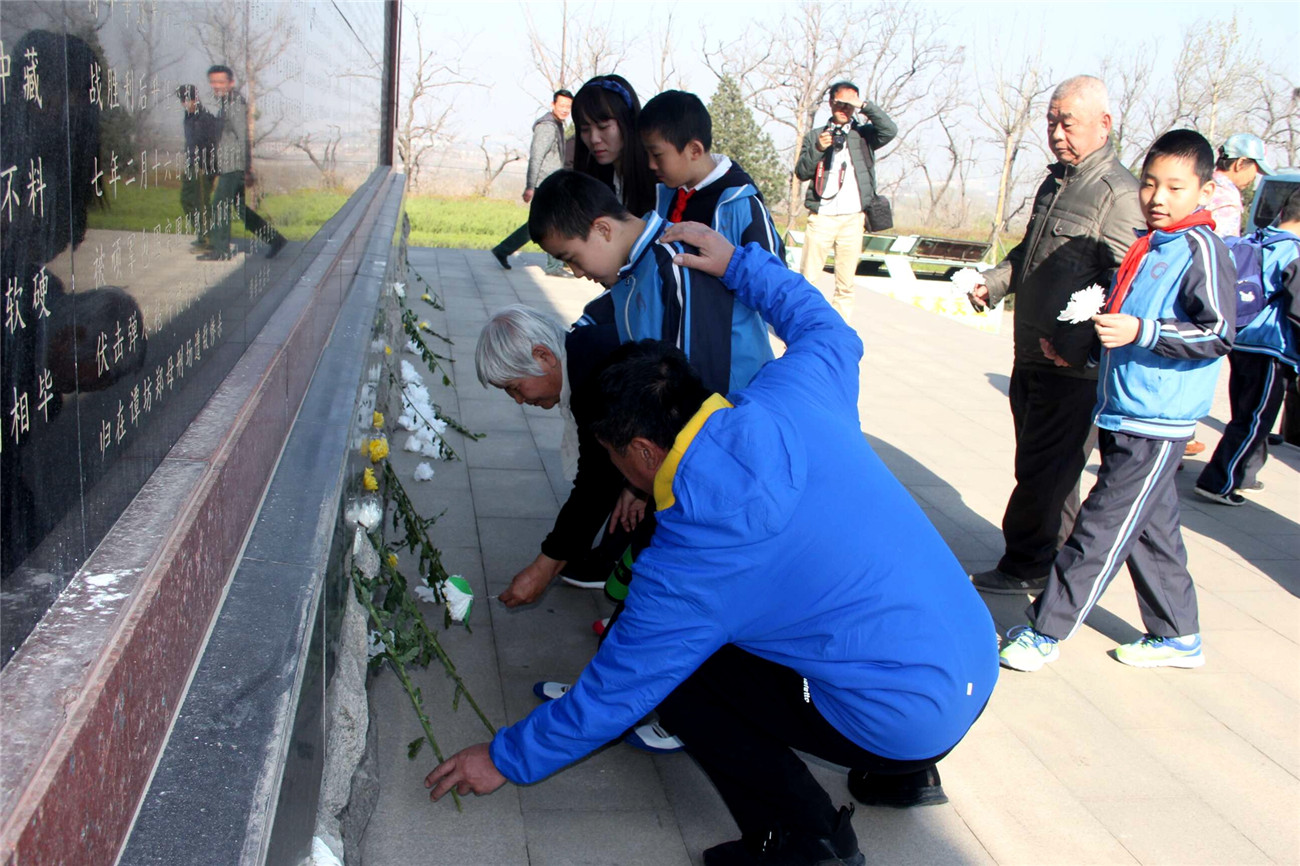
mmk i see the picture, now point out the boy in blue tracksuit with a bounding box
[427,226,998,865]
[1196,189,1300,503]
[542,169,773,394]
[1000,129,1237,673]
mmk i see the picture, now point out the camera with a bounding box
[826,123,847,152]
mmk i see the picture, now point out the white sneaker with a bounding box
[625,722,684,753]
[532,681,571,701]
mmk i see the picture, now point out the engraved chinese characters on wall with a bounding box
[1,0,385,665]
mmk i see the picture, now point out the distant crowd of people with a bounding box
[424,71,1296,866]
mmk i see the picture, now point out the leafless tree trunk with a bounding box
[976,43,1051,251]
[704,0,958,227]
[477,136,525,197]
[396,8,475,190]
[523,0,627,94]
[1249,71,1300,167]
[651,9,682,93]
[293,126,343,187]
[1100,46,1156,171]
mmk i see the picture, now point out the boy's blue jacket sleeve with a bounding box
[1135,229,1236,359]
[488,245,861,785]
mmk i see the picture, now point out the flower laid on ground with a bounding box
[367,437,389,463]
[344,496,383,529]
[387,553,399,569]
[441,575,474,623]
[421,293,433,303]
[414,462,435,481]
[392,281,406,298]
[363,467,379,491]
[384,345,392,356]
[373,411,384,429]
[420,320,430,330]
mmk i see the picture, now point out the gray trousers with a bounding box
[1030,430,1199,641]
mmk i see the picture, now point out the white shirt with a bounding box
[818,128,863,217]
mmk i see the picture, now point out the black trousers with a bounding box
[1031,430,1199,641]
[657,646,951,840]
[1197,351,1287,494]
[998,367,1099,580]
[493,222,532,257]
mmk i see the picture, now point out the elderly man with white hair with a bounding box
[967,75,1145,596]
[474,307,642,607]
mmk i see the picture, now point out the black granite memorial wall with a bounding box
[1,0,389,665]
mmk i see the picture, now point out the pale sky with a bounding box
[407,0,1299,198]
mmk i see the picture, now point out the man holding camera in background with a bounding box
[795,81,897,320]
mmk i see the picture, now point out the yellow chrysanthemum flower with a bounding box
[387,553,399,568]
[384,345,392,356]
[373,411,384,429]
[421,293,433,302]
[368,437,389,463]
[362,467,379,491]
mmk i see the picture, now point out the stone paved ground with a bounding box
[361,248,1299,866]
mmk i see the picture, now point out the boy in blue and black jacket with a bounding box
[536,169,773,395]
[1196,187,1300,503]
[999,129,1237,673]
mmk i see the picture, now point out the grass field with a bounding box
[87,185,1011,262]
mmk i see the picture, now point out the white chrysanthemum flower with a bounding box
[440,576,474,622]
[355,501,383,529]
[1058,284,1107,323]
[403,435,423,452]
[414,462,436,481]
[951,268,983,294]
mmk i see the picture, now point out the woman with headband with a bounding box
[571,75,656,217]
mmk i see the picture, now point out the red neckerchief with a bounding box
[668,187,695,223]
[1105,210,1216,314]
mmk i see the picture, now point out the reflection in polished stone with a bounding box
[0,0,387,664]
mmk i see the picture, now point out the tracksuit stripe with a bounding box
[1063,438,1176,640]
[1218,360,1277,495]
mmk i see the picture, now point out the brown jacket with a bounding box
[985,144,1144,376]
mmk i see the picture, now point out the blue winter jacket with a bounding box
[1095,223,1237,439]
[576,211,774,393]
[490,244,1000,785]
[1233,227,1300,368]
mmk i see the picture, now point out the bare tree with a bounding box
[651,8,683,93]
[975,43,1052,250]
[920,112,976,227]
[523,0,628,94]
[292,126,343,187]
[1248,69,1300,167]
[477,136,525,196]
[190,2,297,154]
[704,0,958,226]
[396,9,475,189]
[1100,46,1156,170]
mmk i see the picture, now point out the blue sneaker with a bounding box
[532,681,571,701]
[999,625,1060,672]
[1114,634,1205,668]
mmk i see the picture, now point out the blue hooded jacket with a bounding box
[576,211,774,394]
[490,244,1000,785]
[1095,223,1236,439]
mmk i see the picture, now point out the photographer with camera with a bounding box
[794,81,897,320]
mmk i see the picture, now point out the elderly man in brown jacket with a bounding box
[968,75,1145,596]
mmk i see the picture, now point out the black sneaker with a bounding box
[1194,486,1245,506]
[265,234,287,259]
[848,767,948,808]
[703,806,864,866]
[970,568,1047,595]
[491,248,511,270]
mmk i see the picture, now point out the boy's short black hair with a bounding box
[528,169,632,244]
[553,89,573,102]
[637,90,712,152]
[589,340,711,452]
[828,80,859,100]
[206,64,234,80]
[1143,129,1215,185]
[1279,186,1300,225]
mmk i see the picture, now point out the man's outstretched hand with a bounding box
[661,222,736,277]
[425,742,507,801]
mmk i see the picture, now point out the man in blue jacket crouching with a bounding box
[427,224,999,866]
